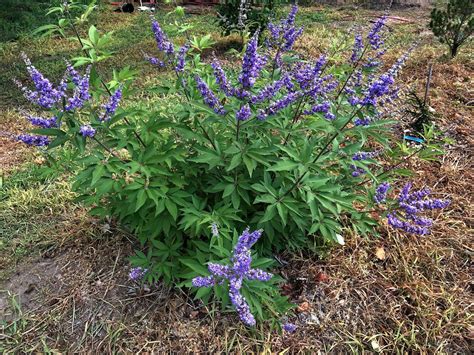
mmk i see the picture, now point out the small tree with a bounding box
[429,0,474,58]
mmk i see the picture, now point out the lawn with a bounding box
[0,3,472,353]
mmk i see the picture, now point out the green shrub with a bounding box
[10,7,448,326]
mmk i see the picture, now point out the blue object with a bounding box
[404,135,424,143]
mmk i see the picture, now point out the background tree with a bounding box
[429,0,473,58]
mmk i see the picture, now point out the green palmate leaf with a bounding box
[30,128,66,136]
[165,199,178,220]
[135,189,148,211]
[267,159,300,172]
[243,155,257,177]
[88,25,99,45]
[222,184,235,198]
[91,165,105,186]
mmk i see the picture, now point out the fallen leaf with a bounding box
[315,272,329,282]
[375,247,386,260]
[335,233,345,245]
[297,301,311,313]
[370,338,381,352]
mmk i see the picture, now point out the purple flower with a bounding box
[145,54,165,67]
[192,275,215,287]
[354,117,371,126]
[192,228,272,326]
[236,104,251,121]
[101,86,123,121]
[268,5,303,52]
[151,18,171,52]
[17,134,49,147]
[283,323,297,333]
[239,31,266,89]
[175,43,189,73]
[250,74,290,104]
[367,15,387,50]
[352,151,380,161]
[211,223,219,237]
[258,91,302,120]
[350,33,363,62]
[293,55,327,90]
[211,59,234,97]
[229,280,255,326]
[387,212,429,235]
[324,112,335,120]
[374,182,390,204]
[350,164,366,177]
[195,76,226,115]
[64,60,81,86]
[79,124,96,138]
[361,47,412,107]
[65,66,91,111]
[387,183,450,235]
[25,113,58,128]
[16,53,65,109]
[129,267,147,281]
[303,101,330,115]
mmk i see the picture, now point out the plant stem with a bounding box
[92,136,126,163]
[282,96,305,145]
[236,118,241,141]
[278,107,362,202]
[353,146,424,189]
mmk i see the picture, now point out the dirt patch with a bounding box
[0,138,27,174]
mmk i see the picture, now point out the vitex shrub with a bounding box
[11,6,450,326]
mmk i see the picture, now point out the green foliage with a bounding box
[32,0,98,38]
[216,0,280,36]
[0,0,52,42]
[429,0,474,57]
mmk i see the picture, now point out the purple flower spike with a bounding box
[16,53,65,109]
[239,31,267,89]
[361,47,413,107]
[350,164,366,177]
[352,151,380,161]
[374,182,390,204]
[268,5,303,52]
[211,59,234,97]
[129,267,147,281]
[65,66,91,111]
[192,228,272,326]
[195,76,226,115]
[259,91,302,120]
[211,223,219,237]
[350,33,363,62]
[145,54,165,68]
[79,124,96,138]
[354,117,371,126]
[386,183,450,235]
[367,15,387,50]
[17,134,49,147]
[192,275,215,287]
[101,86,123,121]
[175,43,190,73]
[283,323,297,333]
[236,104,251,121]
[151,17,171,52]
[25,113,58,128]
[250,74,289,104]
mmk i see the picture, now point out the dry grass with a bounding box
[0,4,473,353]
